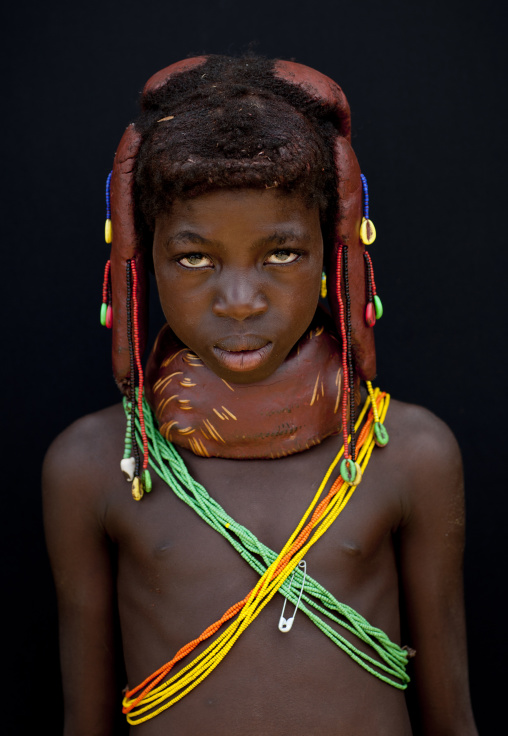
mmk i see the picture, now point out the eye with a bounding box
[265,249,300,265]
[177,253,213,269]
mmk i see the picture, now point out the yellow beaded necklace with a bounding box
[122,386,405,725]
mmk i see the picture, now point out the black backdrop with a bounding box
[3,0,506,732]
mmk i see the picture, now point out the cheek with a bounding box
[154,254,187,310]
[295,257,323,305]
[300,256,323,308]
[159,285,196,326]
[155,274,209,342]
[277,267,322,342]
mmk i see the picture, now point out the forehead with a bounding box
[154,188,322,244]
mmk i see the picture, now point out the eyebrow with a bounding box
[170,229,309,248]
[255,230,308,246]
[170,231,210,245]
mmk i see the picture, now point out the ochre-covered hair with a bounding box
[107,55,377,402]
[133,56,338,253]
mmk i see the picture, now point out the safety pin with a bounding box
[278,560,307,633]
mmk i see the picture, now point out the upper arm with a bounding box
[396,406,477,735]
[43,418,120,736]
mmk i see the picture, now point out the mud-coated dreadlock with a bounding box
[133,55,339,251]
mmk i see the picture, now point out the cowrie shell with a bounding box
[360,217,376,245]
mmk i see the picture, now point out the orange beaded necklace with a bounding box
[121,387,408,726]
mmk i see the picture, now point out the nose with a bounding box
[212,272,268,321]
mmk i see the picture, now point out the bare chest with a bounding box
[108,437,403,619]
[107,438,410,736]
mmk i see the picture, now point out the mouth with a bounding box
[212,338,273,372]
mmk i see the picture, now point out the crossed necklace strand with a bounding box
[122,387,409,725]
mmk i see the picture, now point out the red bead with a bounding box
[106,304,113,329]
[365,302,376,327]
[102,260,111,302]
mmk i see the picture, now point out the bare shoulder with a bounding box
[44,402,126,464]
[42,402,127,520]
[386,397,462,461]
[382,397,464,524]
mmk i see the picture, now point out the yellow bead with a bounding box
[349,462,363,486]
[320,272,327,299]
[360,217,376,245]
[132,476,144,501]
[105,218,112,244]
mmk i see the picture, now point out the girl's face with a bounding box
[153,188,323,384]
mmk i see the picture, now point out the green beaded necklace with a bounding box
[123,391,410,690]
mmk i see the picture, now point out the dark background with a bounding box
[3,0,506,732]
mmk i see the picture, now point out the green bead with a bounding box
[100,302,107,326]
[142,468,152,493]
[373,294,383,320]
[117,395,408,684]
[340,458,357,484]
[374,422,389,447]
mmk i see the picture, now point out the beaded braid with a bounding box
[335,171,388,482]
[364,251,383,321]
[126,261,142,489]
[335,245,361,485]
[125,259,152,500]
[121,405,134,479]
[343,245,357,463]
[361,174,370,218]
[105,170,112,244]
[335,245,349,457]
[131,262,150,475]
[100,260,112,328]
[359,173,376,245]
[359,174,383,325]
[100,172,114,328]
[358,174,386,445]
[364,251,375,327]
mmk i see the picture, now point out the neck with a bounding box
[145,315,358,459]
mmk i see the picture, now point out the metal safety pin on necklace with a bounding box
[278,560,307,633]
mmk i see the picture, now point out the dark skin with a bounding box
[43,190,478,736]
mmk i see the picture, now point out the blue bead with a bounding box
[360,173,370,219]
[105,170,112,219]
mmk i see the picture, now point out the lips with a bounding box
[214,335,269,352]
[212,336,273,372]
